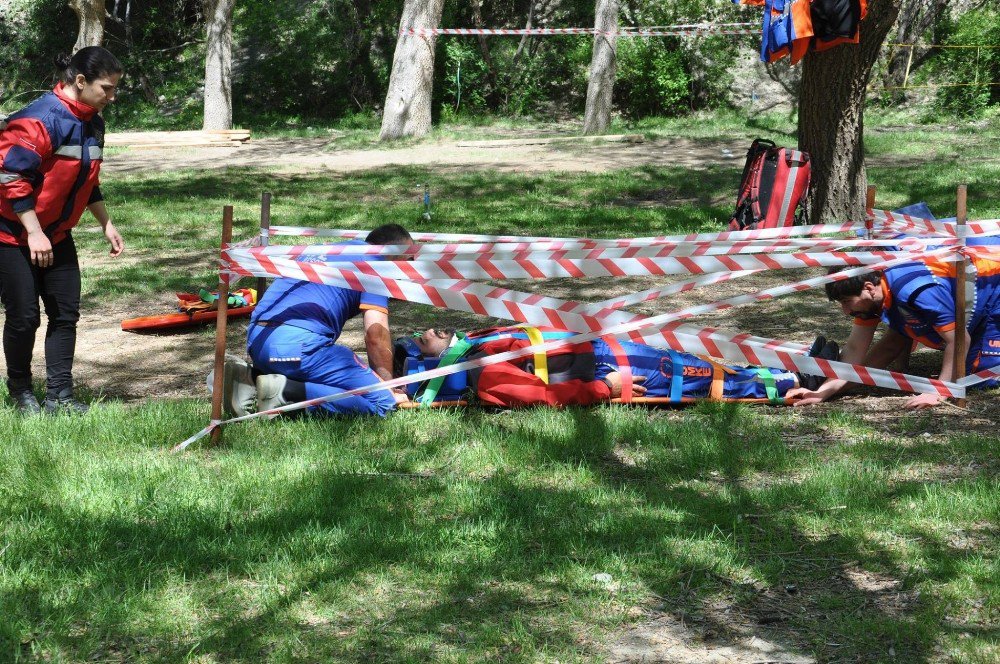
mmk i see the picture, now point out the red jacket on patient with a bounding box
[465,327,611,407]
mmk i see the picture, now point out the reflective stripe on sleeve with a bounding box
[53,145,103,160]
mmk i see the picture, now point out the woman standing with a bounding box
[0,47,125,414]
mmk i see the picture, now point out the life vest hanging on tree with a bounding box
[734,0,867,64]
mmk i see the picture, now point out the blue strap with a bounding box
[469,330,576,344]
[668,350,684,403]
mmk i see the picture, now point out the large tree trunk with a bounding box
[379,0,446,141]
[583,0,619,135]
[69,0,105,52]
[798,0,901,224]
[203,0,236,130]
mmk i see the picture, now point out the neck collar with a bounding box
[880,275,893,312]
[54,83,98,121]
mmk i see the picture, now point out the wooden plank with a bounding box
[455,133,644,148]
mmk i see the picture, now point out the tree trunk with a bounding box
[583,0,619,135]
[203,0,236,130]
[882,0,947,91]
[471,0,501,110]
[69,0,105,52]
[798,0,901,224]
[379,0,446,141]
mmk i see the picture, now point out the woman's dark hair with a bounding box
[54,47,123,84]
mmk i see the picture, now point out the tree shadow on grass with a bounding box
[3,401,995,661]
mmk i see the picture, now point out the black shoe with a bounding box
[44,394,90,415]
[798,335,841,391]
[10,388,42,415]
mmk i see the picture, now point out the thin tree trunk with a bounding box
[798,0,901,224]
[512,1,536,68]
[203,0,236,130]
[69,0,105,52]
[583,0,619,135]
[379,0,446,141]
[882,0,947,90]
[471,0,501,109]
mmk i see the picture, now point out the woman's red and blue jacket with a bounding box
[0,84,104,247]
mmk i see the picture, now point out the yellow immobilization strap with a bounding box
[518,325,549,384]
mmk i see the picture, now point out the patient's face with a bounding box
[413,328,452,357]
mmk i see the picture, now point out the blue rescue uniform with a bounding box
[247,241,397,416]
[853,258,1000,387]
[591,339,797,401]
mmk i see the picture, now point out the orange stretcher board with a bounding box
[121,304,256,332]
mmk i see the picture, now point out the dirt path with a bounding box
[102,135,750,176]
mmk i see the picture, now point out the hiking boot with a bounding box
[256,373,292,413]
[44,391,89,415]
[222,357,257,417]
[798,335,841,391]
[10,387,42,416]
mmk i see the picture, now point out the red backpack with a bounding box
[728,138,811,231]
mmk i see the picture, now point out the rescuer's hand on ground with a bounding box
[787,386,829,406]
[905,392,944,409]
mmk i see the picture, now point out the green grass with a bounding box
[2,401,996,661]
[4,114,1000,661]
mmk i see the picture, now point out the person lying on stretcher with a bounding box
[393,326,840,408]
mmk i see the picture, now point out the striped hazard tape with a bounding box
[221,245,963,395]
[398,25,758,38]
[175,244,965,452]
[271,250,933,281]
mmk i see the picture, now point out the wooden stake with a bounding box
[865,185,876,240]
[209,206,234,445]
[953,185,968,408]
[256,192,271,299]
[902,45,915,89]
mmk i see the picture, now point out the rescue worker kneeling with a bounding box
[394,326,837,408]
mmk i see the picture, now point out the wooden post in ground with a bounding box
[256,192,271,300]
[953,185,968,408]
[865,185,876,240]
[210,205,235,445]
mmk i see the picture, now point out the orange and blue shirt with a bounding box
[854,258,1000,350]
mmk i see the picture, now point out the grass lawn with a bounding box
[2,113,998,662]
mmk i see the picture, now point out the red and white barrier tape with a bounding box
[424,277,815,355]
[222,245,962,395]
[247,235,945,262]
[398,25,757,38]
[273,250,930,282]
[957,366,1000,387]
[963,245,1000,260]
[174,247,964,452]
[868,209,958,237]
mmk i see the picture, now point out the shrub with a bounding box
[931,9,1000,118]
[615,38,691,117]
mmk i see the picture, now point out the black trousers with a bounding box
[0,235,81,397]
